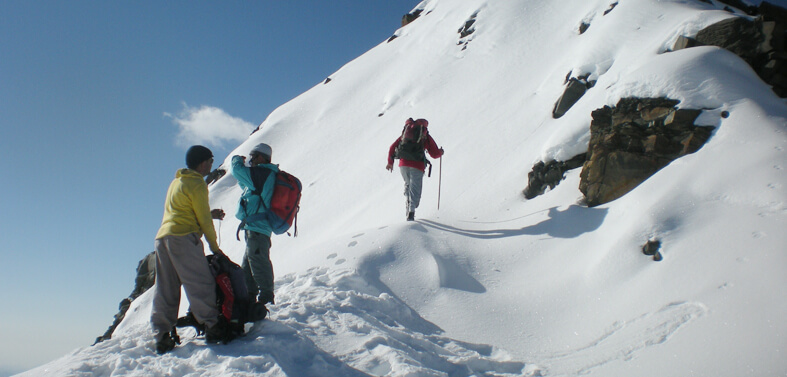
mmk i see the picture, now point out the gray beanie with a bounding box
[250,143,272,160]
[186,145,213,169]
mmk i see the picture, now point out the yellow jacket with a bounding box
[155,168,220,252]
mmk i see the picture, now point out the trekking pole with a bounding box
[437,157,442,210]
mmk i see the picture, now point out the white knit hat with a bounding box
[250,143,272,159]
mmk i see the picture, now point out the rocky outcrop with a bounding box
[672,1,787,97]
[95,252,156,344]
[458,13,478,38]
[579,98,715,207]
[523,154,587,199]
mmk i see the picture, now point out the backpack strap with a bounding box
[235,213,268,241]
[236,167,275,240]
[249,166,274,197]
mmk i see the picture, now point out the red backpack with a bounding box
[264,170,302,235]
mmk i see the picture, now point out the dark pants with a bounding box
[242,231,274,302]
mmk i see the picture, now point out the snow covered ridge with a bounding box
[25,0,786,375]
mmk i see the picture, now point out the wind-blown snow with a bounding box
[21,0,786,376]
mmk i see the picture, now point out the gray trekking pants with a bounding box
[400,166,425,212]
[151,233,218,342]
[242,231,274,302]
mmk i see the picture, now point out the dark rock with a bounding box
[553,79,588,118]
[401,9,423,27]
[717,0,759,15]
[579,98,715,207]
[523,153,587,199]
[205,168,226,185]
[324,77,332,84]
[459,13,478,39]
[695,16,763,65]
[643,239,663,262]
[579,22,590,34]
[553,75,596,119]
[642,239,661,255]
[603,2,618,16]
[95,252,157,344]
[757,2,787,96]
[131,252,156,299]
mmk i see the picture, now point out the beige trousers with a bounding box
[151,233,218,341]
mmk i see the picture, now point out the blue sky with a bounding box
[0,1,419,374]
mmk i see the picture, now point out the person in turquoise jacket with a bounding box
[230,142,280,314]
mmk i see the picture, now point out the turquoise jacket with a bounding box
[230,155,280,236]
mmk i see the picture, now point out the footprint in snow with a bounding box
[542,301,707,375]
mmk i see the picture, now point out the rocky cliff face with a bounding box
[95,252,156,344]
[674,1,787,97]
[525,0,786,205]
[579,98,715,207]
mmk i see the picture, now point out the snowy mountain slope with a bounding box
[21,0,786,376]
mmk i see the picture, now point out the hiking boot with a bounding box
[229,319,246,338]
[175,311,205,335]
[257,291,275,305]
[205,316,233,344]
[155,330,178,354]
[247,301,269,323]
[407,212,415,221]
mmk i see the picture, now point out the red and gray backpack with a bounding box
[394,118,429,162]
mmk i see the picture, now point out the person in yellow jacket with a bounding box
[151,145,228,354]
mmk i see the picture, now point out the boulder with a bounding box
[579,98,715,207]
[642,239,663,262]
[554,79,587,118]
[401,9,423,27]
[553,73,596,119]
